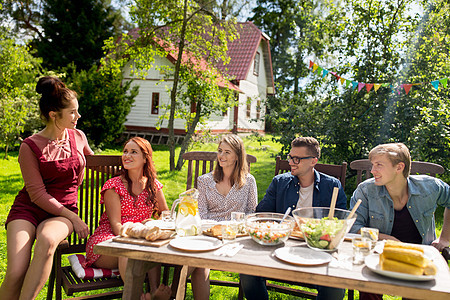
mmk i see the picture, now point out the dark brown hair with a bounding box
[36,76,77,122]
[291,136,321,158]
[121,137,160,216]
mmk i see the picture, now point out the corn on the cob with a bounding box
[384,240,424,253]
[381,247,426,267]
[379,255,423,275]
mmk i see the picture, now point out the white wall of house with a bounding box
[123,41,268,133]
[235,42,267,132]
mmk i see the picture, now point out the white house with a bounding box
[123,22,274,139]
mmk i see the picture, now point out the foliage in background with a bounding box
[35,0,122,71]
[0,28,42,158]
[261,0,450,185]
[68,65,138,148]
[102,0,240,171]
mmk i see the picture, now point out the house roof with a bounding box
[217,22,275,94]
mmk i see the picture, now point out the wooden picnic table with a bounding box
[94,236,450,300]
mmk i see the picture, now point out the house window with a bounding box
[256,100,261,119]
[151,93,159,115]
[246,102,251,118]
[253,52,260,76]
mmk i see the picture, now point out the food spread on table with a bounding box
[202,223,247,239]
[300,217,345,250]
[247,220,292,245]
[379,240,437,276]
[119,221,173,241]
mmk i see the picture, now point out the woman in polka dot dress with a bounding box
[84,137,169,297]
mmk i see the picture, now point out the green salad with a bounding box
[300,217,345,249]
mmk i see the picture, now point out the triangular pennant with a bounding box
[352,81,358,90]
[340,77,346,85]
[313,63,318,72]
[439,78,448,88]
[365,83,374,92]
[346,79,351,88]
[431,80,440,90]
[330,71,336,76]
[309,60,314,69]
[382,83,390,87]
[374,84,382,92]
[335,75,341,81]
[317,66,323,74]
[358,82,365,92]
[322,69,329,78]
[403,84,413,95]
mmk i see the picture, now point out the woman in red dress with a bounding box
[0,76,93,300]
[84,137,171,300]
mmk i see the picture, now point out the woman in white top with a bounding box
[190,134,257,299]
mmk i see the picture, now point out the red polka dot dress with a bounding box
[83,176,163,267]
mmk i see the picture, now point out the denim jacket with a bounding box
[350,175,450,245]
[256,170,347,214]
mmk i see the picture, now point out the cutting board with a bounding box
[112,236,173,247]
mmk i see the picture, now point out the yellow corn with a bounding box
[379,255,423,275]
[384,240,424,253]
[381,247,426,268]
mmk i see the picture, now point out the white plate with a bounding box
[169,236,223,252]
[274,247,332,266]
[364,254,435,281]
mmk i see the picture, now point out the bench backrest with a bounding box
[274,156,348,188]
[350,159,445,185]
[181,151,257,190]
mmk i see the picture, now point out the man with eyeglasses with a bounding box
[240,136,347,300]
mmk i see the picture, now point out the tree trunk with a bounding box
[175,102,202,170]
[168,0,189,171]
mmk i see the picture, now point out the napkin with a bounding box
[214,243,244,257]
[329,252,353,270]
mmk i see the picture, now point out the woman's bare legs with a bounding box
[19,217,72,300]
[0,220,36,300]
[188,267,210,300]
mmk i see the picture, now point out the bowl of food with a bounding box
[292,207,356,252]
[245,213,295,246]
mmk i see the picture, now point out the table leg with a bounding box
[122,259,157,300]
[175,265,189,300]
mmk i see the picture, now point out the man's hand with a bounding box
[431,237,450,252]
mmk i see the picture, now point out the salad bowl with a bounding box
[245,213,295,246]
[292,207,356,252]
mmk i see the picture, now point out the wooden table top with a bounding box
[95,236,450,299]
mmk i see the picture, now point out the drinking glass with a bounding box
[222,222,238,243]
[352,237,372,264]
[231,212,245,234]
[161,210,173,222]
[361,227,379,249]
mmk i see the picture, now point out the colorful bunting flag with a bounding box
[374,84,381,92]
[306,60,448,95]
[358,82,365,92]
[403,84,413,95]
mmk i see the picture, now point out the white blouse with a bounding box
[197,172,258,221]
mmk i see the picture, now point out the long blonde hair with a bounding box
[213,134,248,189]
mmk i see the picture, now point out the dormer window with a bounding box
[253,52,260,76]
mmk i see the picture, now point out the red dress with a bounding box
[83,176,163,267]
[6,129,81,227]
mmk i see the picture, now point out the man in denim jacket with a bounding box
[241,137,347,300]
[350,143,450,300]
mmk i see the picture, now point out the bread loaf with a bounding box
[423,258,437,275]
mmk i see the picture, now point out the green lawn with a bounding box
[1,134,441,299]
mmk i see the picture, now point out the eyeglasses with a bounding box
[287,155,315,164]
